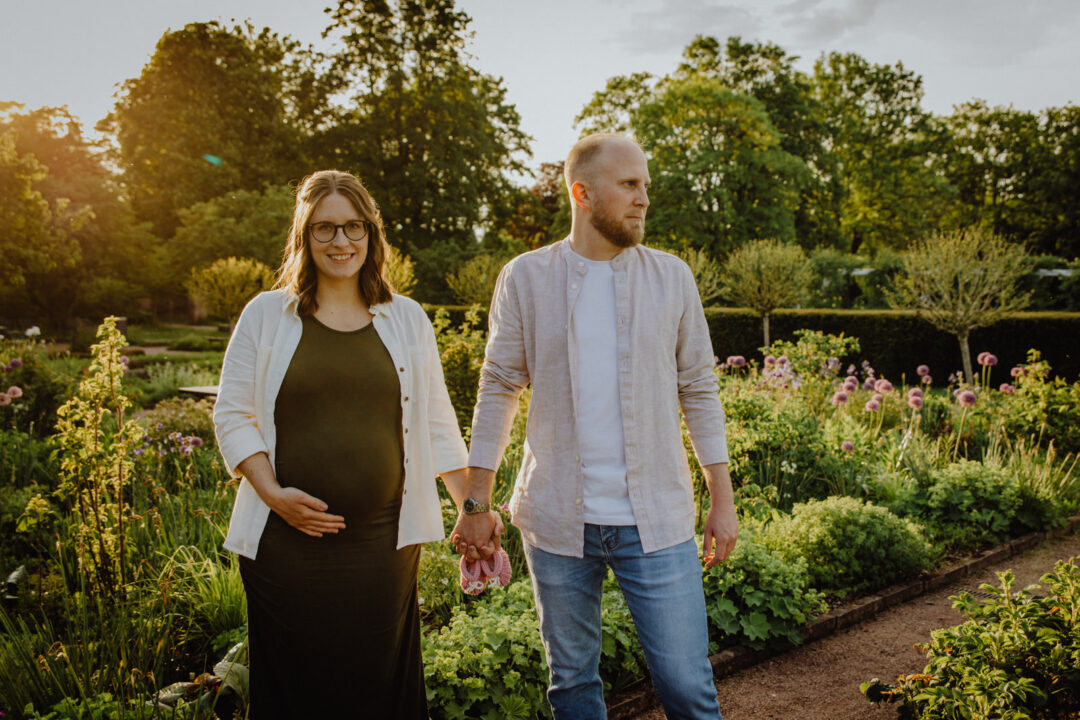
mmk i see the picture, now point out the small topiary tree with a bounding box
[673,247,723,305]
[185,257,274,330]
[887,227,1030,384]
[720,239,812,347]
[446,254,507,307]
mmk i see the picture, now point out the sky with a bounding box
[2,0,1079,180]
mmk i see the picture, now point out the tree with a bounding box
[185,257,274,328]
[0,129,55,290]
[673,247,723,306]
[887,228,1030,384]
[313,0,530,302]
[633,77,809,256]
[445,254,507,306]
[813,52,954,254]
[720,239,813,347]
[101,22,308,236]
[385,245,417,296]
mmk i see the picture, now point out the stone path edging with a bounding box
[605,515,1080,719]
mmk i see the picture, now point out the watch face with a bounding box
[464,498,478,513]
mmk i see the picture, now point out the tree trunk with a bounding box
[958,332,974,385]
[762,312,771,349]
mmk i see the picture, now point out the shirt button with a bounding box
[575,498,582,505]
[571,283,578,290]
[399,367,405,372]
[404,428,409,434]
[578,261,584,268]
[403,396,409,402]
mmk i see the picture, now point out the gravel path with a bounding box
[633,532,1080,720]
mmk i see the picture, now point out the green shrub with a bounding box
[169,335,213,352]
[140,398,217,449]
[0,428,58,488]
[125,363,220,407]
[1001,349,1080,455]
[430,306,486,438]
[764,497,935,596]
[702,531,826,649]
[863,559,1080,718]
[0,338,70,436]
[888,459,1027,552]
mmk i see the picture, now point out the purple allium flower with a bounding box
[958,390,977,407]
[976,352,988,365]
[180,445,193,456]
[777,356,790,366]
[908,395,924,410]
[0,393,10,406]
[6,386,21,398]
[764,355,777,368]
[907,387,923,399]
[168,431,181,442]
[863,378,877,391]
[189,436,204,448]
[916,364,929,377]
[872,392,883,403]
[874,379,894,393]
[831,391,849,406]
[7,358,22,371]
[1010,366,1024,378]
[921,374,933,385]
[843,381,858,394]
[120,355,130,366]
[864,399,881,412]
[840,441,855,452]
[134,447,145,457]
[978,353,998,367]
[999,383,1015,394]
[726,355,746,368]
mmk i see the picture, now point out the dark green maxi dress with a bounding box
[239,316,427,719]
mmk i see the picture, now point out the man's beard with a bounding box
[590,202,644,248]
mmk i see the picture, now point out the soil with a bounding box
[633,532,1080,720]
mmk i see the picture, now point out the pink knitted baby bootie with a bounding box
[479,549,513,588]
[459,556,486,595]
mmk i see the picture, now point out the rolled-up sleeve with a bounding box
[214,299,270,476]
[468,262,531,471]
[675,264,729,465]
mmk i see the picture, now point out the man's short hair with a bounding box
[564,133,639,191]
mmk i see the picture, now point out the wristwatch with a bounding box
[462,497,491,514]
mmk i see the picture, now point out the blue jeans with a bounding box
[523,525,722,720]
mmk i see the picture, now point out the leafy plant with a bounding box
[763,496,935,597]
[863,559,1080,718]
[720,239,813,346]
[185,257,273,330]
[673,246,724,305]
[430,306,487,437]
[445,254,507,307]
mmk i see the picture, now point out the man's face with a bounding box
[587,142,651,248]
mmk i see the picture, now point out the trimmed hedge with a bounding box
[422,304,1080,383]
[705,308,1080,383]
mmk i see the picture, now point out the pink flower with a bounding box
[843,376,858,393]
[863,378,876,391]
[864,399,881,412]
[0,393,9,406]
[916,364,930,377]
[872,392,883,403]
[1010,366,1024,378]
[921,375,933,385]
[831,391,849,406]
[777,356,790,367]
[958,390,977,407]
[5,358,22,371]
[6,386,21,398]
[977,352,998,367]
[999,383,1015,394]
[908,395,923,410]
[874,379,894,393]
[764,355,777,368]
[907,387,923,399]
[726,355,746,368]
[840,441,855,452]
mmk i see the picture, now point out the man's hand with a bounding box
[450,510,503,561]
[701,462,738,569]
[268,486,346,538]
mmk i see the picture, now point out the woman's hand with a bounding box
[269,487,346,538]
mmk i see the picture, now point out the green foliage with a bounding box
[1001,349,1080,455]
[888,460,1028,552]
[673,247,723,305]
[764,497,935,597]
[0,337,72,435]
[702,531,826,649]
[0,427,57,488]
[887,227,1031,384]
[431,307,486,437]
[139,398,216,449]
[385,244,418,297]
[125,363,221,408]
[445,254,507,307]
[423,581,551,720]
[720,239,813,346]
[863,560,1080,718]
[185,257,273,329]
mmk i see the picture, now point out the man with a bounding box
[453,133,737,720]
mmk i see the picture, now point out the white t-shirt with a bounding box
[572,256,636,526]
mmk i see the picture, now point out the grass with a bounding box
[125,324,227,348]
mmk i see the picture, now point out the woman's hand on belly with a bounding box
[268,486,347,537]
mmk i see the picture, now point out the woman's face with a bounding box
[308,192,369,286]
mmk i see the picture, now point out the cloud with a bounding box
[778,0,888,45]
[607,0,764,54]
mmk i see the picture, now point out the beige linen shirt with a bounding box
[468,239,729,557]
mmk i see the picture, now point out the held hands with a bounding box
[269,486,346,538]
[450,510,504,562]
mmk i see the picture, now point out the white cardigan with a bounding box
[214,289,468,559]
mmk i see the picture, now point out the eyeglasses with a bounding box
[307,221,369,243]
